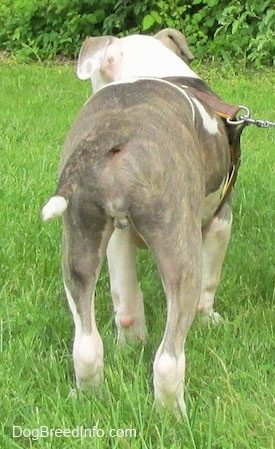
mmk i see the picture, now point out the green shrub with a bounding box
[0,0,114,60]
[0,0,274,66]
[140,0,275,67]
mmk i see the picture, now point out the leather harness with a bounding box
[185,84,246,209]
[164,76,246,207]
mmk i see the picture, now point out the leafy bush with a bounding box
[0,0,274,66]
[140,0,275,67]
[0,0,114,60]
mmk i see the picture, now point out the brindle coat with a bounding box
[42,76,235,414]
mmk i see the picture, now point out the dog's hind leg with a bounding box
[62,207,113,390]
[107,227,147,345]
[199,198,233,323]
[133,208,202,415]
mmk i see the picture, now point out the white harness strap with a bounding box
[102,77,197,122]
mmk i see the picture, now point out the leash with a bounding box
[181,83,275,211]
[227,106,275,128]
[216,106,275,211]
[167,79,274,209]
[217,105,275,211]
[187,88,275,128]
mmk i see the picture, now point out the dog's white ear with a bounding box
[154,28,194,64]
[77,36,117,80]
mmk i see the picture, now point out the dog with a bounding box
[42,29,243,415]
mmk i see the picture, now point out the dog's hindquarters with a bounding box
[42,78,231,413]
[96,104,204,412]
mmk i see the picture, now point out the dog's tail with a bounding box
[41,130,129,222]
[42,195,68,221]
[41,136,94,221]
[42,164,84,221]
[41,150,92,221]
[41,149,85,221]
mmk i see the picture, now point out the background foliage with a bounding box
[0,0,274,66]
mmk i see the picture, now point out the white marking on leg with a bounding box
[64,283,104,388]
[199,211,232,323]
[153,345,186,415]
[192,97,219,134]
[107,227,147,344]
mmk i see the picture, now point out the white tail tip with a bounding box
[42,195,68,221]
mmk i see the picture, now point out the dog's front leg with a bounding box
[199,199,233,323]
[107,227,147,345]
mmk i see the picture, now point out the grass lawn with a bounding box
[0,61,274,449]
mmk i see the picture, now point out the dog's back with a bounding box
[53,78,230,223]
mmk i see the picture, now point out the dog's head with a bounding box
[76,28,197,93]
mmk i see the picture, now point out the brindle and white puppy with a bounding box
[42,30,235,415]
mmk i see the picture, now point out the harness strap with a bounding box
[163,77,247,209]
[187,86,246,209]
[188,87,242,120]
[216,130,243,210]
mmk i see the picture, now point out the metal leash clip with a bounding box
[227,105,275,128]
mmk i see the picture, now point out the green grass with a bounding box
[0,61,274,449]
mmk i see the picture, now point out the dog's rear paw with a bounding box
[199,310,223,325]
[116,320,147,346]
